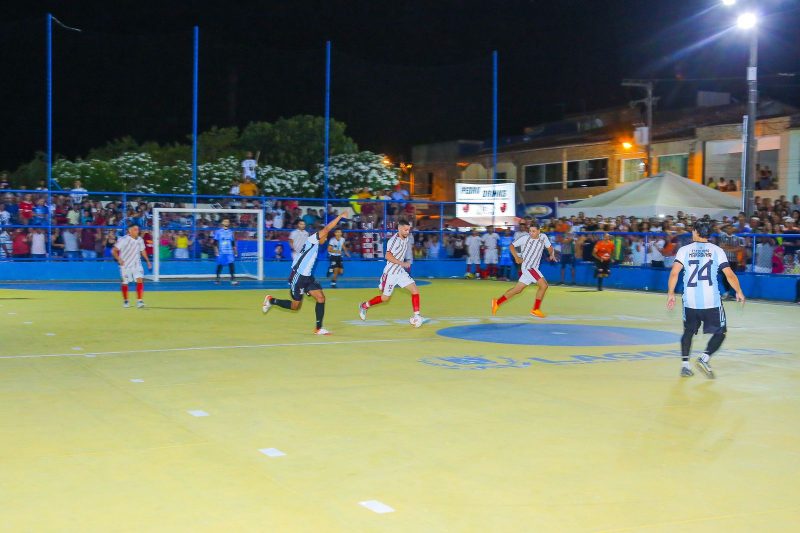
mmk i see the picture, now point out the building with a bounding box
[413,98,800,205]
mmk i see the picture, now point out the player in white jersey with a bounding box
[112,222,152,308]
[261,214,344,335]
[667,220,745,378]
[464,229,482,278]
[326,228,349,288]
[491,220,556,318]
[358,219,426,327]
[482,226,500,279]
[213,218,238,285]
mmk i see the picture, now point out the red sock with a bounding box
[121,284,129,300]
[136,282,144,300]
[497,295,508,306]
[367,295,383,307]
[534,298,542,310]
[411,293,420,313]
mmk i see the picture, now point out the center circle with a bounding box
[436,323,680,346]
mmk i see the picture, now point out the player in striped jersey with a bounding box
[491,220,556,318]
[326,228,348,288]
[667,220,745,378]
[261,214,344,335]
[358,219,426,327]
[112,222,152,308]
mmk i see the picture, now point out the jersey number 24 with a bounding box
[687,259,713,287]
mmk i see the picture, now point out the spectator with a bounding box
[30,228,47,259]
[648,234,666,268]
[103,230,118,259]
[754,239,775,273]
[32,198,49,225]
[0,226,12,258]
[707,177,717,190]
[288,220,309,262]
[425,235,441,259]
[62,228,80,260]
[173,230,192,259]
[239,176,258,197]
[717,177,727,191]
[70,180,88,204]
[12,229,31,259]
[302,208,318,228]
[242,151,258,181]
[19,193,34,225]
[66,205,80,225]
[0,173,9,190]
[229,179,240,198]
[0,203,10,226]
[727,179,738,192]
[79,228,99,260]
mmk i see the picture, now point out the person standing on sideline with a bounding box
[592,233,615,291]
[667,220,745,378]
[326,227,349,288]
[261,214,345,335]
[558,232,576,285]
[464,229,482,279]
[213,218,238,285]
[112,222,152,308]
[482,226,500,279]
[358,219,426,327]
[497,228,515,280]
[241,151,258,182]
[491,220,556,318]
[289,220,309,262]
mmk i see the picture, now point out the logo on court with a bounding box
[419,355,531,370]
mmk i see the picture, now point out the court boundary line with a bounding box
[0,338,412,360]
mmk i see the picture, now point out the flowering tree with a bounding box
[314,151,399,198]
[256,165,315,197]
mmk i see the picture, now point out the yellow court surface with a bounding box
[1,280,799,532]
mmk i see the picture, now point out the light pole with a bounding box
[622,79,654,177]
[738,12,758,216]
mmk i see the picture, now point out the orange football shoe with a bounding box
[491,299,499,316]
[530,308,546,318]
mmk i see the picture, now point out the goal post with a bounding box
[152,207,264,281]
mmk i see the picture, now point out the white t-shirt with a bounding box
[289,229,309,254]
[649,238,665,261]
[328,237,345,256]
[481,233,499,253]
[30,232,46,255]
[70,187,88,204]
[675,241,730,309]
[242,159,257,179]
[293,233,320,277]
[465,235,482,255]
[384,233,411,276]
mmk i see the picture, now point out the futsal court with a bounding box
[1,279,798,532]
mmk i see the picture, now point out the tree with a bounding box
[315,151,399,198]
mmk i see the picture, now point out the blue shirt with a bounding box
[675,241,730,309]
[499,235,514,260]
[213,228,235,255]
[293,233,320,276]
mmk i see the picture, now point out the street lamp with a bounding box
[721,0,737,6]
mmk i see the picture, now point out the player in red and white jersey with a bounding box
[358,219,426,327]
[112,222,152,308]
[491,220,556,318]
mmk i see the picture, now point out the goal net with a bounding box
[151,207,264,281]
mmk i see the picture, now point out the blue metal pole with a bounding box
[492,50,498,184]
[192,26,199,207]
[46,14,53,258]
[323,41,332,223]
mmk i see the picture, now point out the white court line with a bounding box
[359,500,395,514]
[259,448,286,457]
[0,338,411,360]
[187,410,209,417]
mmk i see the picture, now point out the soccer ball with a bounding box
[410,315,423,328]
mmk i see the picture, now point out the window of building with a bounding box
[414,172,433,195]
[567,158,608,188]
[523,163,562,190]
[658,154,689,177]
[621,158,645,183]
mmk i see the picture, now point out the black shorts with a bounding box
[594,259,611,277]
[560,254,575,266]
[329,256,344,271]
[288,271,322,302]
[683,306,727,335]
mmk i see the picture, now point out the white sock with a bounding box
[682,361,690,369]
[701,352,710,363]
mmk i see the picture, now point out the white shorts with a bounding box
[518,266,544,286]
[379,269,415,296]
[120,263,144,283]
[484,251,498,264]
[466,252,481,265]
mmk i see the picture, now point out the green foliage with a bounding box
[314,151,399,198]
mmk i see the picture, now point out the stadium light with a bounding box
[737,12,757,29]
[622,141,633,150]
[721,0,736,6]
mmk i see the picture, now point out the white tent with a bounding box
[557,171,741,219]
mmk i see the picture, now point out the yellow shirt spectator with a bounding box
[349,193,362,215]
[239,180,258,196]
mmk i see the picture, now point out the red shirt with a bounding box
[19,201,33,219]
[12,232,30,255]
[142,232,154,257]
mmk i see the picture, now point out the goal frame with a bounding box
[152,207,264,281]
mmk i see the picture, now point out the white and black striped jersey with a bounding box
[292,233,321,277]
[114,235,145,267]
[512,233,552,271]
[328,237,345,257]
[383,233,410,276]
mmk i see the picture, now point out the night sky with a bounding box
[2,0,799,172]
